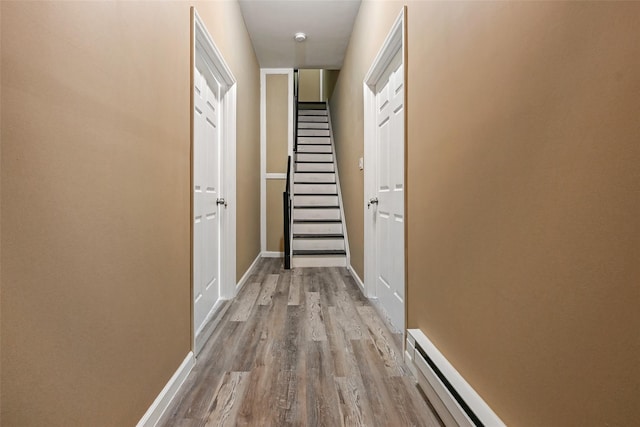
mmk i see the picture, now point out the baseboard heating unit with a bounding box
[405,329,506,427]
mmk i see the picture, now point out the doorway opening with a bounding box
[191,8,237,354]
[363,8,406,334]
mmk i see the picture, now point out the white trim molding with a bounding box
[221,83,237,300]
[363,80,376,298]
[406,329,506,427]
[260,68,294,253]
[136,352,195,427]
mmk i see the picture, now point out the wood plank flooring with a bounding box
[159,258,442,427]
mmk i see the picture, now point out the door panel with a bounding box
[194,67,221,335]
[375,59,404,332]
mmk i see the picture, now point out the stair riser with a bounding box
[293,208,341,220]
[294,184,337,194]
[295,195,339,206]
[298,116,328,123]
[293,223,343,234]
[297,153,333,162]
[292,256,347,268]
[298,122,329,130]
[298,110,327,116]
[298,129,330,137]
[297,145,332,153]
[296,163,334,172]
[298,136,330,145]
[293,239,345,251]
[294,172,335,183]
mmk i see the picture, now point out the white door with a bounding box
[373,55,405,332]
[193,66,222,337]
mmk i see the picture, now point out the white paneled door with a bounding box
[193,66,221,337]
[374,55,405,332]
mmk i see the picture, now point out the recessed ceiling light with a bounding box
[294,32,307,42]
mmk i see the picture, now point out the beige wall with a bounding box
[265,73,288,252]
[266,180,285,253]
[406,2,640,425]
[0,1,260,426]
[332,1,640,426]
[322,69,339,102]
[298,69,321,102]
[266,74,288,174]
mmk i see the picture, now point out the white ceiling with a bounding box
[238,0,362,69]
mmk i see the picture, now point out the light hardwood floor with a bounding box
[159,258,443,427]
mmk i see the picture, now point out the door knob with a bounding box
[367,197,378,209]
[216,198,227,208]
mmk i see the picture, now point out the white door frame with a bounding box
[363,9,406,305]
[191,8,237,350]
[260,68,294,256]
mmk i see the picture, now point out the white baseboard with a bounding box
[236,252,262,291]
[405,345,458,426]
[406,329,505,427]
[347,264,365,291]
[137,351,195,427]
[262,251,284,258]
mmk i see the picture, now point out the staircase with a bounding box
[292,102,347,267]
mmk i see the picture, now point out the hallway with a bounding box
[159,258,442,426]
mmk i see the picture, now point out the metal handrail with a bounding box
[293,69,299,152]
[283,155,292,269]
[284,70,300,269]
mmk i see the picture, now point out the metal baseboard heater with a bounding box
[405,329,506,427]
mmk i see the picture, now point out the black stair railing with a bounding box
[284,70,301,269]
[293,69,299,153]
[283,155,292,269]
